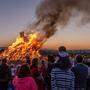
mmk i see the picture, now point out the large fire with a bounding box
[0,31,46,61]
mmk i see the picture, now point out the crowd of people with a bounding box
[0,46,90,90]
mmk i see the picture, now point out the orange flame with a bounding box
[0,32,46,61]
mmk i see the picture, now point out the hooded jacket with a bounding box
[13,76,37,90]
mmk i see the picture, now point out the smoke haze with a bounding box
[31,0,90,38]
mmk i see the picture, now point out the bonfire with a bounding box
[0,31,46,61]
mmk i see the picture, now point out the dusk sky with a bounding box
[0,0,90,50]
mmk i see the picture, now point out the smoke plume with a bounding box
[33,0,90,38]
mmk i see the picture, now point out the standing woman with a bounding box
[13,64,37,90]
[30,58,46,90]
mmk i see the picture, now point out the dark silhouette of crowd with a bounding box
[0,46,90,90]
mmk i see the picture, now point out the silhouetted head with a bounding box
[58,46,69,58]
[32,58,38,67]
[56,57,71,70]
[18,64,30,78]
[2,58,7,64]
[58,46,66,52]
[41,60,45,65]
[76,54,83,63]
[26,54,30,64]
[48,55,55,63]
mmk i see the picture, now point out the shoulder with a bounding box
[51,68,61,72]
[66,70,75,79]
[27,77,37,85]
[83,64,88,68]
[51,68,64,75]
[77,64,88,70]
[51,68,60,74]
[27,77,35,82]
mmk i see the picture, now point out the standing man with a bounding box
[72,55,88,90]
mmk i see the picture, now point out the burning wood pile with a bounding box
[0,31,46,61]
[0,0,90,61]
